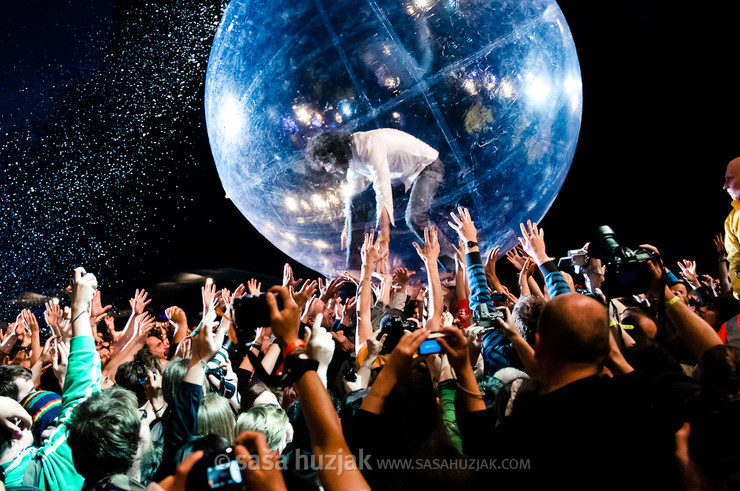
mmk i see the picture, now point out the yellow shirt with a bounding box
[724,200,740,297]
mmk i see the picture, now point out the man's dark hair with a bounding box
[537,293,610,364]
[0,365,32,400]
[116,346,162,406]
[305,131,353,171]
[67,386,141,482]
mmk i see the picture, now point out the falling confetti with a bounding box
[0,0,229,313]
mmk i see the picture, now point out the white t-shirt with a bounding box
[345,128,439,226]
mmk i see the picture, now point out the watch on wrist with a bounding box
[466,240,478,248]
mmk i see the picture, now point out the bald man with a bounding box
[533,293,610,392]
[723,157,740,298]
[461,293,702,489]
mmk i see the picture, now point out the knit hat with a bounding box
[21,390,61,445]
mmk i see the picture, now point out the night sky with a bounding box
[2,0,740,319]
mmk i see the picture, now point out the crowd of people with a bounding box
[0,203,739,491]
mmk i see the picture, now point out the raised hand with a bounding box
[233,283,247,299]
[318,276,347,304]
[677,259,700,288]
[360,229,389,271]
[89,290,112,324]
[51,339,69,386]
[282,263,302,290]
[290,279,318,312]
[21,309,39,334]
[505,246,527,270]
[201,282,216,315]
[518,220,549,265]
[448,207,478,243]
[129,289,151,317]
[340,295,357,326]
[484,246,506,292]
[247,278,262,296]
[366,328,387,358]
[165,306,187,330]
[266,286,301,348]
[392,267,416,290]
[412,226,441,264]
[69,267,98,310]
[44,301,63,338]
[714,233,727,259]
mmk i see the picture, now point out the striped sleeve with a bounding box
[539,260,572,298]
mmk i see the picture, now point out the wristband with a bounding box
[665,295,680,312]
[466,241,478,248]
[284,339,306,355]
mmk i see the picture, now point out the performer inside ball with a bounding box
[307,128,454,270]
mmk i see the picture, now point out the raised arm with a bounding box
[644,246,722,360]
[267,285,370,491]
[412,226,444,331]
[356,230,389,350]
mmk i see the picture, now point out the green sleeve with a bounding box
[438,379,463,453]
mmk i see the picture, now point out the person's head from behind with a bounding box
[694,344,740,393]
[241,381,279,409]
[535,293,610,381]
[305,131,353,174]
[620,306,658,344]
[512,295,546,347]
[163,357,190,408]
[196,393,236,444]
[67,386,141,483]
[0,365,34,402]
[236,404,291,454]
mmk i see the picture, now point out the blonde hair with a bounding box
[196,393,236,444]
[236,404,289,453]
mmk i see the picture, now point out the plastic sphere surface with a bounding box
[205,0,582,275]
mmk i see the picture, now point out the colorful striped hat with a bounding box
[20,390,61,445]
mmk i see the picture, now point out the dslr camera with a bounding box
[588,225,657,298]
[473,303,503,328]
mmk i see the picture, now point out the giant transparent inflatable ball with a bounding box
[205,0,582,276]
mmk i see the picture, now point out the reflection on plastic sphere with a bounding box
[205,0,582,276]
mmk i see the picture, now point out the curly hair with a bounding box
[305,131,353,172]
[67,386,141,482]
